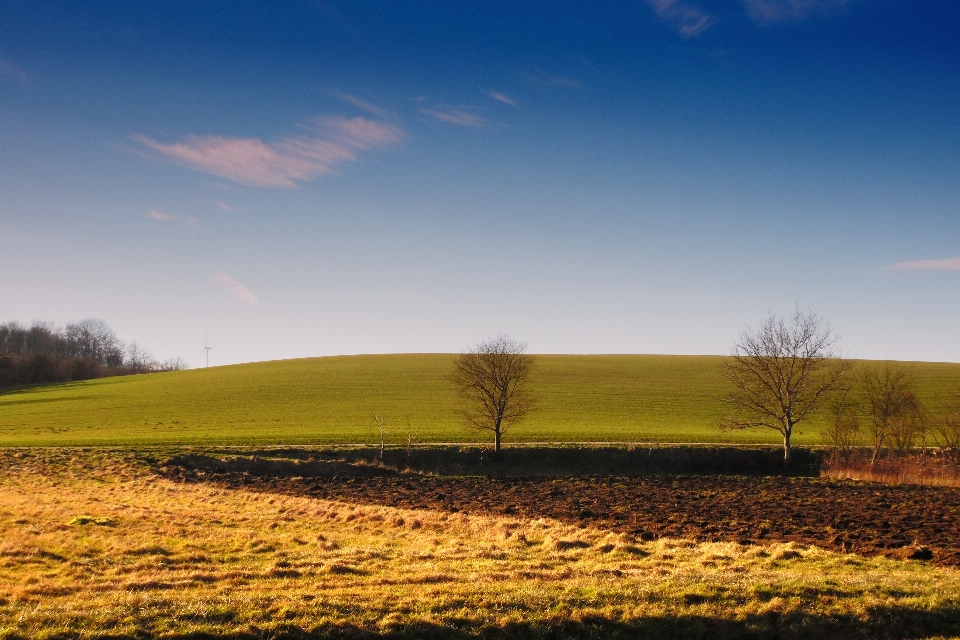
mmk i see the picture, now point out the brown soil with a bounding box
[162,466,960,567]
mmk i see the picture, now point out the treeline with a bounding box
[819,362,960,486]
[0,319,186,389]
[821,362,960,461]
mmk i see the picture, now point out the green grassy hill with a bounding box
[2,354,960,447]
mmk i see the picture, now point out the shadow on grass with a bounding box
[0,374,138,396]
[23,607,960,640]
[171,445,823,477]
[0,394,104,406]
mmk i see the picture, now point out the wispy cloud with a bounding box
[147,209,200,226]
[522,69,581,89]
[211,271,259,306]
[0,59,29,86]
[743,0,846,24]
[132,116,404,188]
[327,90,397,120]
[886,256,960,272]
[213,200,235,212]
[649,0,714,37]
[488,91,517,107]
[420,107,496,129]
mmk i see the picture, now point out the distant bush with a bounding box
[0,319,186,388]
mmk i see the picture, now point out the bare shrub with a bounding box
[821,450,960,487]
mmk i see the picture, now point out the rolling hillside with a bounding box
[2,354,960,447]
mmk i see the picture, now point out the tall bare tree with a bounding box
[65,318,124,367]
[721,309,848,468]
[450,334,534,452]
[860,363,923,462]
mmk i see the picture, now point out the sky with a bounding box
[1,0,959,366]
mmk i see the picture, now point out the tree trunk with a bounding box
[494,430,501,452]
[782,430,792,469]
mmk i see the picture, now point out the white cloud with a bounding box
[420,107,495,129]
[886,256,960,272]
[649,0,714,37]
[132,116,404,188]
[213,200,235,212]
[743,0,847,24]
[147,209,200,226]
[488,91,517,107]
[211,271,259,306]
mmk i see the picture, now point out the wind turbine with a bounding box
[201,335,212,368]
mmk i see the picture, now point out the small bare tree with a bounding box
[404,417,418,469]
[935,394,960,466]
[374,414,386,462]
[860,363,920,464]
[721,309,848,468]
[822,390,862,459]
[887,392,925,456]
[125,342,154,373]
[450,334,534,452]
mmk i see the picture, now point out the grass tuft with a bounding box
[65,516,114,526]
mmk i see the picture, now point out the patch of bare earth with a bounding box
[165,468,960,566]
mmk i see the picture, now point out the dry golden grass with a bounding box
[822,452,960,487]
[2,450,960,639]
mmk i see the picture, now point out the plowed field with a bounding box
[164,468,960,567]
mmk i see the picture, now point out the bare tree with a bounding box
[374,414,386,463]
[66,318,124,367]
[822,389,862,458]
[888,392,925,456]
[125,342,154,373]
[935,394,960,466]
[450,334,535,452]
[721,309,848,468]
[860,363,921,463]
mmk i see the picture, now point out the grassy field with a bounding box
[2,449,959,639]
[2,354,960,447]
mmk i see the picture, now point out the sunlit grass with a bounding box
[1,449,959,638]
[3,354,960,447]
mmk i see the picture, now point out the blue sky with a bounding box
[2,0,959,365]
